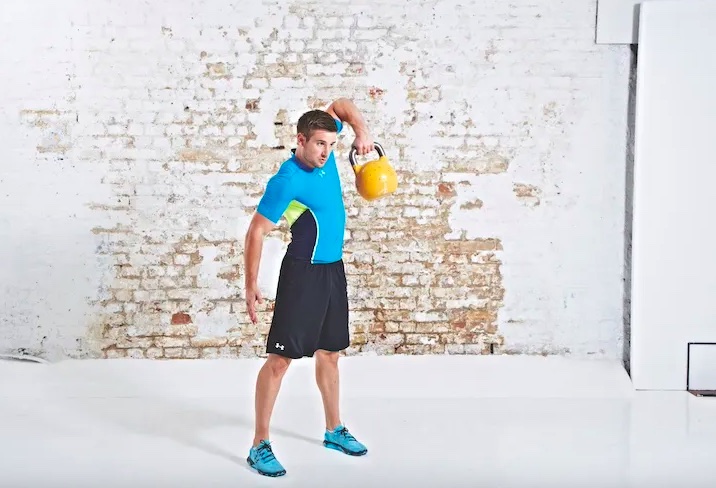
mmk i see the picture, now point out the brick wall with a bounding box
[0,0,632,360]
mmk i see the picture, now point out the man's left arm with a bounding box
[325,98,374,156]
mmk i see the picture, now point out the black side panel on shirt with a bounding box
[286,209,317,261]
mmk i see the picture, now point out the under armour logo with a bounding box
[275,343,284,351]
[318,170,325,177]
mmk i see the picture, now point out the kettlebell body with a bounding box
[349,142,398,201]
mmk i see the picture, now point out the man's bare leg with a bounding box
[253,353,292,446]
[315,349,341,430]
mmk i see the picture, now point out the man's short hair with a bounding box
[297,110,337,141]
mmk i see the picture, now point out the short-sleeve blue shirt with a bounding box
[256,118,346,264]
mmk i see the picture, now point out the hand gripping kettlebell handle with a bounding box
[349,142,385,168]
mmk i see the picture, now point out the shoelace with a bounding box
[336,427,356,442]
[256,442,277,463]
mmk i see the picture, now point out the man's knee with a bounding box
[316,349,340,366]
[266,353,292,376]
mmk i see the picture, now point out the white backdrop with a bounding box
[631,0,716,390]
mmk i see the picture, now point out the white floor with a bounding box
[1,355,715,487]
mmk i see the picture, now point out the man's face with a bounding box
[298,130,337,169]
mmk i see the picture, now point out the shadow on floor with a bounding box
[49,366,322,471]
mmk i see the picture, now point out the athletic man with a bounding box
[243,98,373,477]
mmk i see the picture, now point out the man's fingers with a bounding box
[355,144,373,156]
[246,289,263,324]
[352,137,375,156]
[246,297,256,323]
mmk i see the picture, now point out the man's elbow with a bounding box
[246,225,267,243]
[246,214,274,241]
[327,97,351,117]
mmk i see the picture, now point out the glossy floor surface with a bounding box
[2,355,715,487]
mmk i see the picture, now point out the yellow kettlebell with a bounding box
[349,142,398,201]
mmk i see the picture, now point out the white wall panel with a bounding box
[631,0,716,389]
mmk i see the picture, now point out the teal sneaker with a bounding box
[323,425,367,456]
[247,440,286,477]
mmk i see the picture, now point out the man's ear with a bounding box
[297,132,306,147]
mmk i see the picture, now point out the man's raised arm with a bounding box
[326,98,374,156]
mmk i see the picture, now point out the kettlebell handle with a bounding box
[349,142,385,168]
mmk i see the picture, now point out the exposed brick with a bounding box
[171,313,192,325]
[145,348,164,359]
[437,182,457,198]
[126,348,145,359]
[105,349,127,359]
[164,347,184,359]
[156,336,190,348]
[184,348,201,359]
[513,183,542,207]
[164,322,198,337]
[190,337,228,348]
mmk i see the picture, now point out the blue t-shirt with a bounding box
[256,118,346,264]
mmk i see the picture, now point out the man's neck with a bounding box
[292,148,313,171]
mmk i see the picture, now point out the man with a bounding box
[243,98,373,477]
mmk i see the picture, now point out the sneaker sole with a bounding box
[323,440,367,456]
[246,457,286,477]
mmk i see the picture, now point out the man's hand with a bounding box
[244,212,275,324]
[352,131,374,156]
[245,283,263,324]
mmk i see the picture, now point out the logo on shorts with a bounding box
[275,343,285,351]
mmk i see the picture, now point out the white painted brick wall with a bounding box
[0,0,631,360]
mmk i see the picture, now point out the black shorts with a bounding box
[266,255,350,359]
